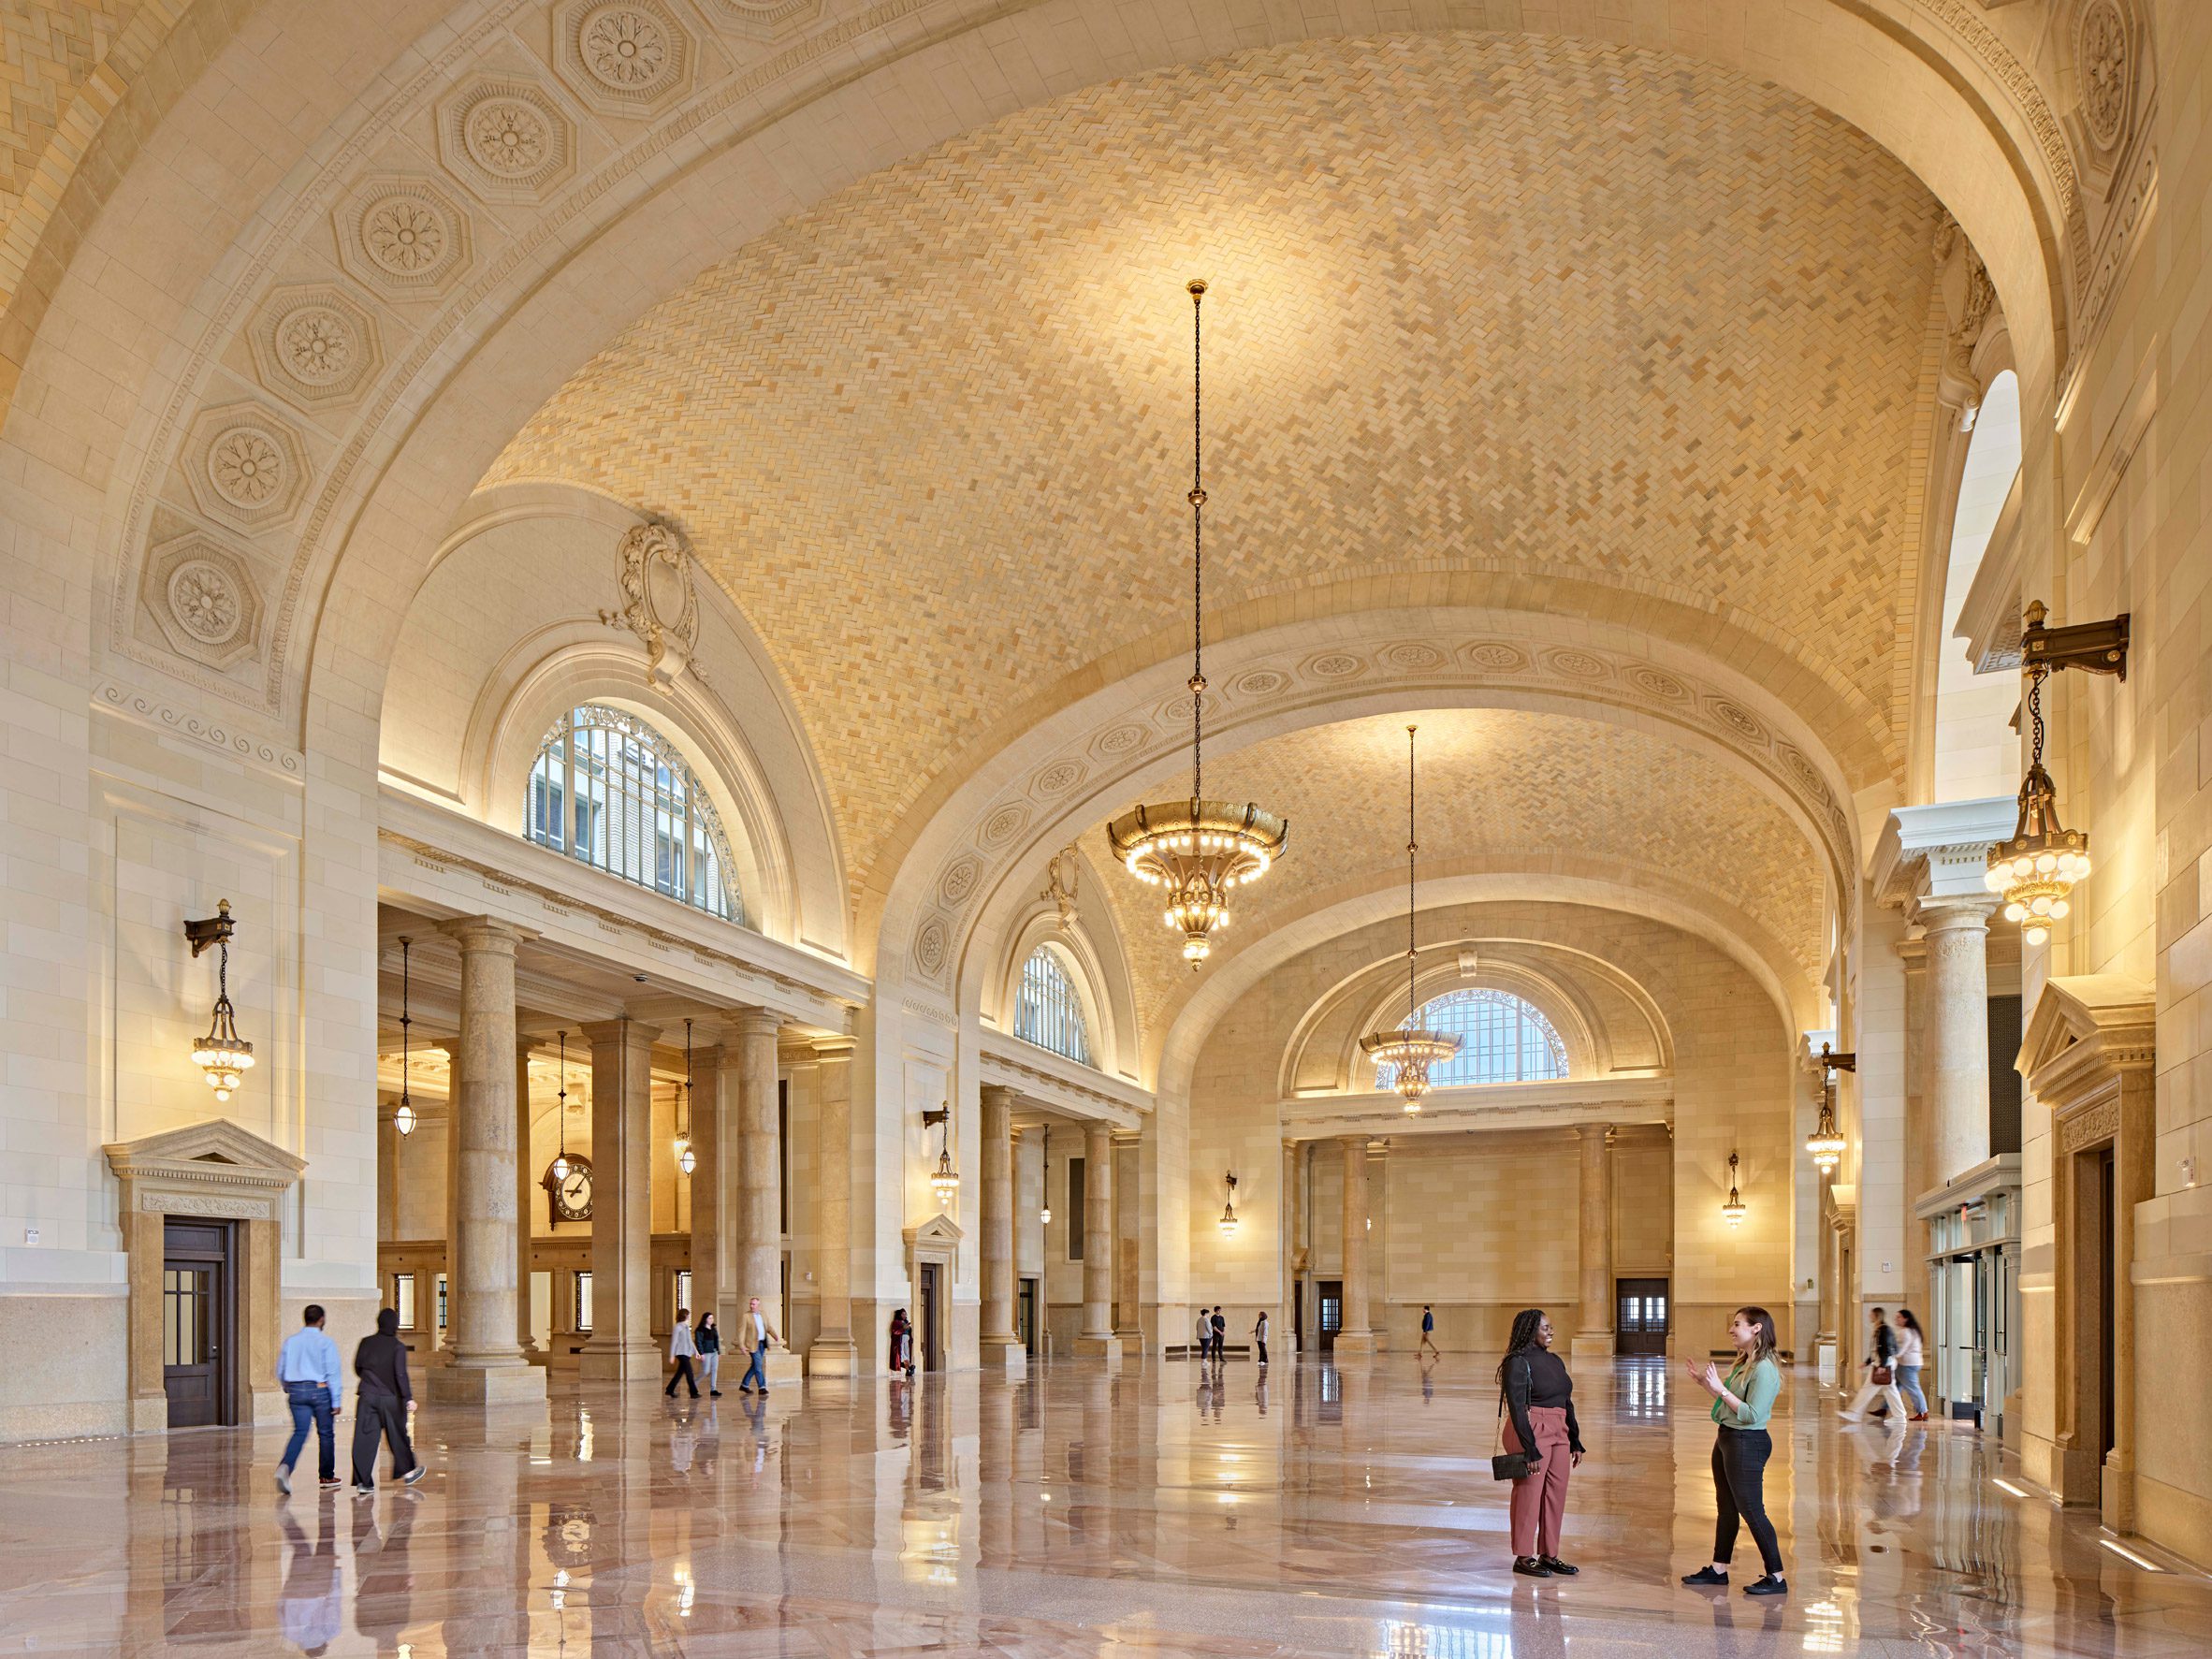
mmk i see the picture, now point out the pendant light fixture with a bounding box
[1721,1152,1747,1228]
[183,899,255,1102]
[1217,1171,1240,1237]
[1985,600,2129,946]
[1039,1128,1053,1227]
[393,936,418,1136]
[550,1030,573,1185]
[924,1103,960,1205]
[1806,1043,1852,1176]
[1108,279,1288,968]
[1359,727,1461,1112]
[676,1017,696,1176]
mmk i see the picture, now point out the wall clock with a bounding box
[545,1153,594,1223]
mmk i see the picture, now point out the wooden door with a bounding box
[1615,1277,1668,1356]
[162,1220,234,1427]
[1317,1279,1343,1356]
[920,1262,942,1372]
[1018,1278,1039,1356]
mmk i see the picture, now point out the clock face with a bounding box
[546,1155,594,1222]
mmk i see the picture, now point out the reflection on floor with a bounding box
[1,1355,2205,1656]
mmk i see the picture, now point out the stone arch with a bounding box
[987,896,1140,1084]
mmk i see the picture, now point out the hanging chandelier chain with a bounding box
[398,937,412,1105]
[1189,278,1206,800]
[1406,726,1418,1026]
[2028,662,2047,769]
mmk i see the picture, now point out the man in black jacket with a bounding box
[350,1308,425,1493]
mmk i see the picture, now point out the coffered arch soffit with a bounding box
[49,3,2085,823]
[894,612,1847,1017]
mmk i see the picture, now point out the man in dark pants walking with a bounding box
[350,1307,425,1493]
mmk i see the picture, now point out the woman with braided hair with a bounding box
[1496,1307,1584,1579]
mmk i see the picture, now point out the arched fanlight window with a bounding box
[1372,988,1565,1089]
[525,705,741,923]
[1014,946,1094,1066]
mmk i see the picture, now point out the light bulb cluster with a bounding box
[1111,803,1287,966]
[1721,1152,1747,1228]
[1987,662,2091,948]
[1805,1112,1846,1176]
[191,1026,255,1102]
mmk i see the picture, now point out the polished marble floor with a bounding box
[1,1355,2206,1656]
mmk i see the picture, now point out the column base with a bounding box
[762,1349,805,1388]
[1072,1333,1123,1364]
[576,1342,662,1384]
[807,1338,858,1377]
[1331,1331,1380,1359]
[979,1336,1028,1374]
[426,1362,548,1405]
[1570,1332,1616,1361]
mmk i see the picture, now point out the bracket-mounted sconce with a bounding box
[182,899,236,958]
[924,1102,960,1204]
[1805,1043,1854,1176]
[1217,1171,1240,1237]
[183,899,253,1102]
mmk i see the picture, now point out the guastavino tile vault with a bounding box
[3,1,2211,1653]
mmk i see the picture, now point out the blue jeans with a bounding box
[1896,1365,1927,1415]
[281,1381,335,1479]
[740,1342,768,1390]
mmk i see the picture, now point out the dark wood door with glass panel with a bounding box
[162,1220,235,1427]
[1317,1280,1344,1355]
[1616,1278,1669,1357]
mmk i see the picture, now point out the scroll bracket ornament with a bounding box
[599,520,700,687]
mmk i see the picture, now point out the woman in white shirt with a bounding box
[1891,1309,1928,1421]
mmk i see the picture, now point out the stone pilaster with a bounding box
[1333,1137,1376,1358]
[808,1037,858,1375]
[979,1084,1024,1371]
[428,918,544,1404]
[729,1008,801,1384]
[1113,1129,1142,1347]
[578,1016,660,1382]
[1571,1124,1616,1360]
[1923,899,1997,1185]
[1073,1120,1120,1361]
[515,1038,538,1360]
[687,1040,723,1343]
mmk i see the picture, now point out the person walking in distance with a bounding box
[665,1306,701,1399]
[274,1303,344,1495]
[349,1308,424,1494]
[1253,1309,1271,1367]
[737,1295,782,1395]
[1496,1308,1584,1579]
[695,1311,723,1398]
[1211,1305,1228,1361]
[1682,1306,1787,1596]
[1419,1304,1441,1359]
[1840,1306,1906,1422]
[1890,1309,1929,1421]
[1194,1305,1212,1360]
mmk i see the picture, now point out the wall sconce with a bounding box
[1217,1171,1240,1236]
[1721,1152,1747,1228]
[390,936,419,1135]
[674,1017,696,1176]
[1039,1128,1053,1226]
[1806,1044,1853,1175]
[924,1103,960,1204]
[183,900,254,1102]
[1986,602,2128,946]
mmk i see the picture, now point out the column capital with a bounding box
[434,914,528,954]
[1918,895,1998,933]
[811,1035,857,1062]
[724,1006,781,1042]
[578,1016,661,1052]
[980,1083,1021,1111]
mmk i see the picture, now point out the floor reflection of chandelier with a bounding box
[1360,727,1460,1112]
[1109,279,1287,968]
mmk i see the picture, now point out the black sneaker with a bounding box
[1512,1557,1552,1578]
[1681,1566,1728,1586]
[1743,1575,1788,1597]
[1539,1557,1579,1576]
[402,1465,426,1486]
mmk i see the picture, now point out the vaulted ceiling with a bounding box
[488,31,1943,898]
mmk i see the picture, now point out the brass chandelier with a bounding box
[1360,727,1461,1112]
[1108,279,1288,968]
[1806,1043,1853,1176]
[1984,655,2088,947]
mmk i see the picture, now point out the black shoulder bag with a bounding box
[1491,1356,1532,1481]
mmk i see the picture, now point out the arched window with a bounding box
[1014,947,1094,1066]
[1374,989,1566,1088]
[525,705,741,923]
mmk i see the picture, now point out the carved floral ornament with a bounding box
[247,284,383,410]
[335,175,473,298]
[599,520,701,686]
[181,403,311,534]
[439,79,576,202]
[557,0,695,115]
[2076,0,2132,152]
[905,634,1860,989]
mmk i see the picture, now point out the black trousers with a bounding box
[351,1391,415,1488]
[1711,1428,1783,1575]
[665,1355,699,1397]
[1257,1341,1269,1364]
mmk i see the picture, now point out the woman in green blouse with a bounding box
[1681,1306,1787,1596]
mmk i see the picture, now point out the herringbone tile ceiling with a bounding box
[488,32,1939,895]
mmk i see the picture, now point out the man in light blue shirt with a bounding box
[274,1304,343,1494]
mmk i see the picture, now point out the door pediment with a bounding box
[106,1119,305,1218]
[2019,973,2154,1113]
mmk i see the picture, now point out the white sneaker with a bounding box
[275,1466,291,1495]
[1839,1410,1864,1422]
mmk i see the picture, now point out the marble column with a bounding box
[808,1037,858,1375]
[578,1016,660,1381]
[1923,899,1997,1186]
[428,918,544,1403]
[1280,1139,1298,1351]
[515,1039,538,1360]
[1334,1137,1376,1358]
[687,1040,723,1339]
[1113,1130,1142,1347]
[980,1085,1024,1371]
[1572,1125,1616,1360]
[729,1008,799,1384]
[1074,1121,1120,1361]
[376,1093,399,1245]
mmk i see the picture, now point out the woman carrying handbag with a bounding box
[1492,1308,1583,1579]
[1839,1305,1906,1422]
